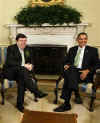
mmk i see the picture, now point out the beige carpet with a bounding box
[0,80,100,123]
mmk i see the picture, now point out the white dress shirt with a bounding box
[76,46,86,69]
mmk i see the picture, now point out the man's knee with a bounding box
[64,69,79,78]
[64,70,70,77]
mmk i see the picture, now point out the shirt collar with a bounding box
[17,43,24,52]
[78,45,86,51]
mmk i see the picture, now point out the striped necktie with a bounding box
[74,48,82,67]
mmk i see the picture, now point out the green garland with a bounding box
[15,5,82,26]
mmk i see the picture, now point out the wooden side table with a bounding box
[21,110,78,123]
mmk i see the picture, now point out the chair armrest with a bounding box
[96,69,100,74]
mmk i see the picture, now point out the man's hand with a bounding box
[79,69,90,80]
[24,63,33,71]
[64,65,70,70]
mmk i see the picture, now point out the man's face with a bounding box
[77,34,88,48]
[17,38,27,49]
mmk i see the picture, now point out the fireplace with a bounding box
[30,44,67,75]
[6,24,88,74]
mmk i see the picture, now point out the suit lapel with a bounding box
[15,44,22,62]
[24,46,31,63]
[71,46,78,64]
[24,47,28,61]
[16,45,29,64]
[74,46,78,56]
[82,46,89,67]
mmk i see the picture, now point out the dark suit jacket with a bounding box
[64,45,99,73]
[3,44,34,72]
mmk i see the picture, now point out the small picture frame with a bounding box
[31,0,64,6]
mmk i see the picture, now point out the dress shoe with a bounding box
[74,96,83,104]
[53,103,71,112]
[16,105,24,113]
[35,90,48,98]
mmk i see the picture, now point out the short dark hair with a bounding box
[77,32,88,39]
[16,33,27,41]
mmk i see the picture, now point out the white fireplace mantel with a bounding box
[6,23,89,48]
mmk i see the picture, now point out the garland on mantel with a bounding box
[15,5,82,26]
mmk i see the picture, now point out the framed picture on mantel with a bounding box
[31,0,64,6]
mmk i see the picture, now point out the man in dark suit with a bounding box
[3,33,47,112]
[54,32,99,112]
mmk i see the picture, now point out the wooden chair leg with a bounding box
[54,87,58,104]
[89,87,96,112]
[89,97,95,112]
[54,76,62,104]
[32,77,38,102]
[34,94,38,102]
[1,80,5,105]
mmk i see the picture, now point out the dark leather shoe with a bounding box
[53,103,71,112]
[35,90,48,98]
[74,96,83,104]
[16,105,24,113]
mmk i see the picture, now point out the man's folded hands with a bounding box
[24,63,33,71]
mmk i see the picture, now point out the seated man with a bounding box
[54,32,99,112]
[3,33,47,112]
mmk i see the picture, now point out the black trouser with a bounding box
[4,67,38,108]
[61,67,94,103]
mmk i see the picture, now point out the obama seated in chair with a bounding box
[3,33,47,112]
[54,32,99,112]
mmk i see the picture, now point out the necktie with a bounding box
[74,48,82,67]
[21,50,25,66]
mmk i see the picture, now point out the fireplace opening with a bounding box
[30,44,67,75]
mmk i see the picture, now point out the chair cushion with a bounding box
[80,83,93,94]
[0,79,15,89]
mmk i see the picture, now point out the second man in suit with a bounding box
[54,32,99,112]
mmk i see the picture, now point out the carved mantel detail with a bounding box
[6,23,88,48]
